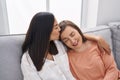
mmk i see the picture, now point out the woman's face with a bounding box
[50,19,61,40]
[60,26,83,50]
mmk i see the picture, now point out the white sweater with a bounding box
[21,40,75,80]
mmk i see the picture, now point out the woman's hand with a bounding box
[84,34,111,54]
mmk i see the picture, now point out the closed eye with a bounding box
[55,26,59,29]
[63,38,69,43]
[54,24,59,27]
[70,32,75,37]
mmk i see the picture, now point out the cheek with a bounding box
[55,30,60,35]
[50,31,60,40]
[78,40,82,47]
[64,41,72,48]
[78,36,83,46]
[78,34,83,41]
[52,30,60,36]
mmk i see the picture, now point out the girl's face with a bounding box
[60,26,83,50]
[50,19,61,40]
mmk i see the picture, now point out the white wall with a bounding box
[0,0,9,35]
[86,0,99,27]
[5,0,82,34]
[81,0,99,28]
[1,0,120,35]
[6,0,46,34]
[97,0,120,25]
[81,0,120,27]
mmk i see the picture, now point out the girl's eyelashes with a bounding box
[62,38,69,43]
[71,32,75,37]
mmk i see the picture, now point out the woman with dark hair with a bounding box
[59,20,119,80]
[21,12,110,80]
[21,12,75,80]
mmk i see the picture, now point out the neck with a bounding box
[46,53,54,61]
[73,41,89,53]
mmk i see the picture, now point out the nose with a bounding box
[69,37,75,43]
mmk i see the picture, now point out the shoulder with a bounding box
[21,52,28,65]
[54,40,67,54]
[84,40,103,54]
[87,40,107,55]
[21,51,35,68]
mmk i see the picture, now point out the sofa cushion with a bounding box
[110,25,120,70]
[0,34,25,80]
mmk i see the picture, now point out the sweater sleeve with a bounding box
[99,51,118,80]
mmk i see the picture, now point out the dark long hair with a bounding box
[59,20,87,49]
[22,12,58,71]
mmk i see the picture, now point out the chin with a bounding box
[53,38,59,40]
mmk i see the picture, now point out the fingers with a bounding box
[97,38,111,54]
[98,36,111,54]
[103,47,111,55]
[97,43,104,53]
[101,41,111,54]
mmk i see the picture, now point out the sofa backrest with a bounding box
[109,25,120,70]
[0,34,25,80]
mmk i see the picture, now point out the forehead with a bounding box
[61,26,76,37]
[64,26,75,31]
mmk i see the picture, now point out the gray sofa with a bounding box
[0,25,120,80]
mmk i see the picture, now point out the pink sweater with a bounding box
[68,41,118,80]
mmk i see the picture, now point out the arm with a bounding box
[84,34,111,54]
[100,51,118,80]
